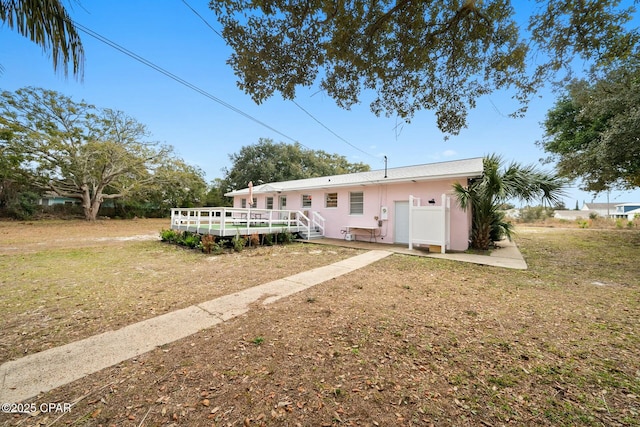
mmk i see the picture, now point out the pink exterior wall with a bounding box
[233,179,471,251]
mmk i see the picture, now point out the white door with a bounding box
[394,201,410,244]
[279,196,288,220]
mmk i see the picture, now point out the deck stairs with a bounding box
[299,228,324,240]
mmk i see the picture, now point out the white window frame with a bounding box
[266,197,273,209]
[349,191,364,215]
[325,193,338,208]
[302,194,312,208]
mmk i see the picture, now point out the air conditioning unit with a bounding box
[345,233,354,241]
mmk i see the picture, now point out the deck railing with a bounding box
[170,207,314,238]
[312,211,326,235]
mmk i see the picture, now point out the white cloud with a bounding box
[442,149,457,157]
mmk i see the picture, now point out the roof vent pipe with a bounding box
[384,156,388,178]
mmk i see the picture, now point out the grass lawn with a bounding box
[0,220,638,426]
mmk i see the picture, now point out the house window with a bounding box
[302,194,312,208]
[350,191,364,215]
[251,197,257,207]
[241,198,246,208]
[266,197,273,209]
[325,193,338,208]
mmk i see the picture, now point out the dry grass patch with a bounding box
[1,225,639,427]
[0,219,362,362]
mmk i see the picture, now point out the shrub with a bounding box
[248,233,260,247]
[232,233,246,252]
[200,234,217,254]
[160,228,180,243]
[175,231,200,248]
[277,231,294,244]
[262,233,274,246]
[519,206,555,223]
[182,232,201,248]
[218,238,230,249]
[577,219,590,229]
[7,191,39,220]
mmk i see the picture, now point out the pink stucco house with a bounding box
[223,157,483,251]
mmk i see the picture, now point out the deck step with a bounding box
[299,230,324,240]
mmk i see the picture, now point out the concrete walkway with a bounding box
[0,250,392,403]
[0,240,527,403]
[304,238,528,270]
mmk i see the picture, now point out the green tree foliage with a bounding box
[453,154,566,250]
[223,138,370,190]
[540,61,640,192]
[210,0,638,135]
[0,127,39,216]
[519,205,555,223]
[0,87,171,220]
[0,0,84,78]
[205,178,233,207]
[119,154,209,215]
[150,158,208,209]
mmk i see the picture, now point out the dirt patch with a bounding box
[1,223,639,426]
[0,218,165,253]
[0,219,362,362]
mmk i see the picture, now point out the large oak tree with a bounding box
[223,138,370,191]
[540,60,640,193]
[0,87,171,220]
[210,0,638,135]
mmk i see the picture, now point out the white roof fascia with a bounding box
[225,157,483,197]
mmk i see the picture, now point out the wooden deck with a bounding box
[170,207,325,239]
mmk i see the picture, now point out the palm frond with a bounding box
[453,153,566,250]
[0,0,84,79]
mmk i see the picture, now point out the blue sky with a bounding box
[1,1,639,208]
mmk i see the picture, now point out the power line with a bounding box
[181,1,378,160]
[291,100,378,159]
[181,0,223,39]
[71,21,303,146]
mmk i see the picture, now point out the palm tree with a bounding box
[0,0,84,78]
[453,154,566,250]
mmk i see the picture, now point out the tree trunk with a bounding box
[80,185,102,221]
[471,219,491,251]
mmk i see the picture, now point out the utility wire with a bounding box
[181,0,378,160]
[71,21,302,146]
[181,0,224,39]
[291,100,378,159]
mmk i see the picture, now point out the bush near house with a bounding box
[159,230,296,254]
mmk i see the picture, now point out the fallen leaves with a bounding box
[2,228,639,427]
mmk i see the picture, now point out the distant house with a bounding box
[612,203,640,221]
[580,202,621,218]
[38,192,115,208]
[553,210,592,220]
[38,192,81,207]
[223,158,484,252]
